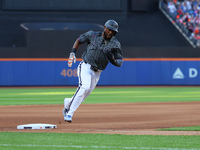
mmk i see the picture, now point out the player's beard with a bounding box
[103,31,112,41]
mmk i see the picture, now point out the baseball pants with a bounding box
[66,61,102,117]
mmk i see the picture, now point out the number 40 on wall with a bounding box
[61,69,77,77]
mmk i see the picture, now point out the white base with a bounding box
[17,123,57,129]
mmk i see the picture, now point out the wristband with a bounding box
[115,59,123,67]
[72,48,77,53]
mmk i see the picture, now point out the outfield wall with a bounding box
[1,58,200,86]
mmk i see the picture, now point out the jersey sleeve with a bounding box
[111,42,123,59]
[113,49,123,59]
[79,30,93,44]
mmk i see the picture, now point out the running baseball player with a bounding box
[63,20,123,123]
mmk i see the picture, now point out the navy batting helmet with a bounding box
[104,20,118,32]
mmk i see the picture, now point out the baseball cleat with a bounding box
[63,108,68,117]
[64,115,72,123]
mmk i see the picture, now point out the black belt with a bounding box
[84,61,99,72]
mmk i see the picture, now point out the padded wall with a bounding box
[1,59,200,86]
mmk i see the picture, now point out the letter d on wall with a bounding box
[189,68,198,78]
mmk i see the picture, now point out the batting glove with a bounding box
[68,52,76,67]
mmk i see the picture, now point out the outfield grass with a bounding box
[0,132,200,150]
[0,87,200,105]
[0,87,200,150]
[158,126,200,131]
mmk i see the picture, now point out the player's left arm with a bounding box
[105,48,123,67]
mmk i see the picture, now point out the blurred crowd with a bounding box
[161,0,200,47]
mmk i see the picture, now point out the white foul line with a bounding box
[0,144,199,150]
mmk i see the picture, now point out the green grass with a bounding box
[158,126,200,131]
[0,87,200,105]
[0,132,200,150]
[1,87,200,150]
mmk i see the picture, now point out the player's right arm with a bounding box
[68,38,83,67]
[68,30,93,67]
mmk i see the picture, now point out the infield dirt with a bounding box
[1,102,200,135]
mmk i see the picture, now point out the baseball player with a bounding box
[63,20,123,123]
